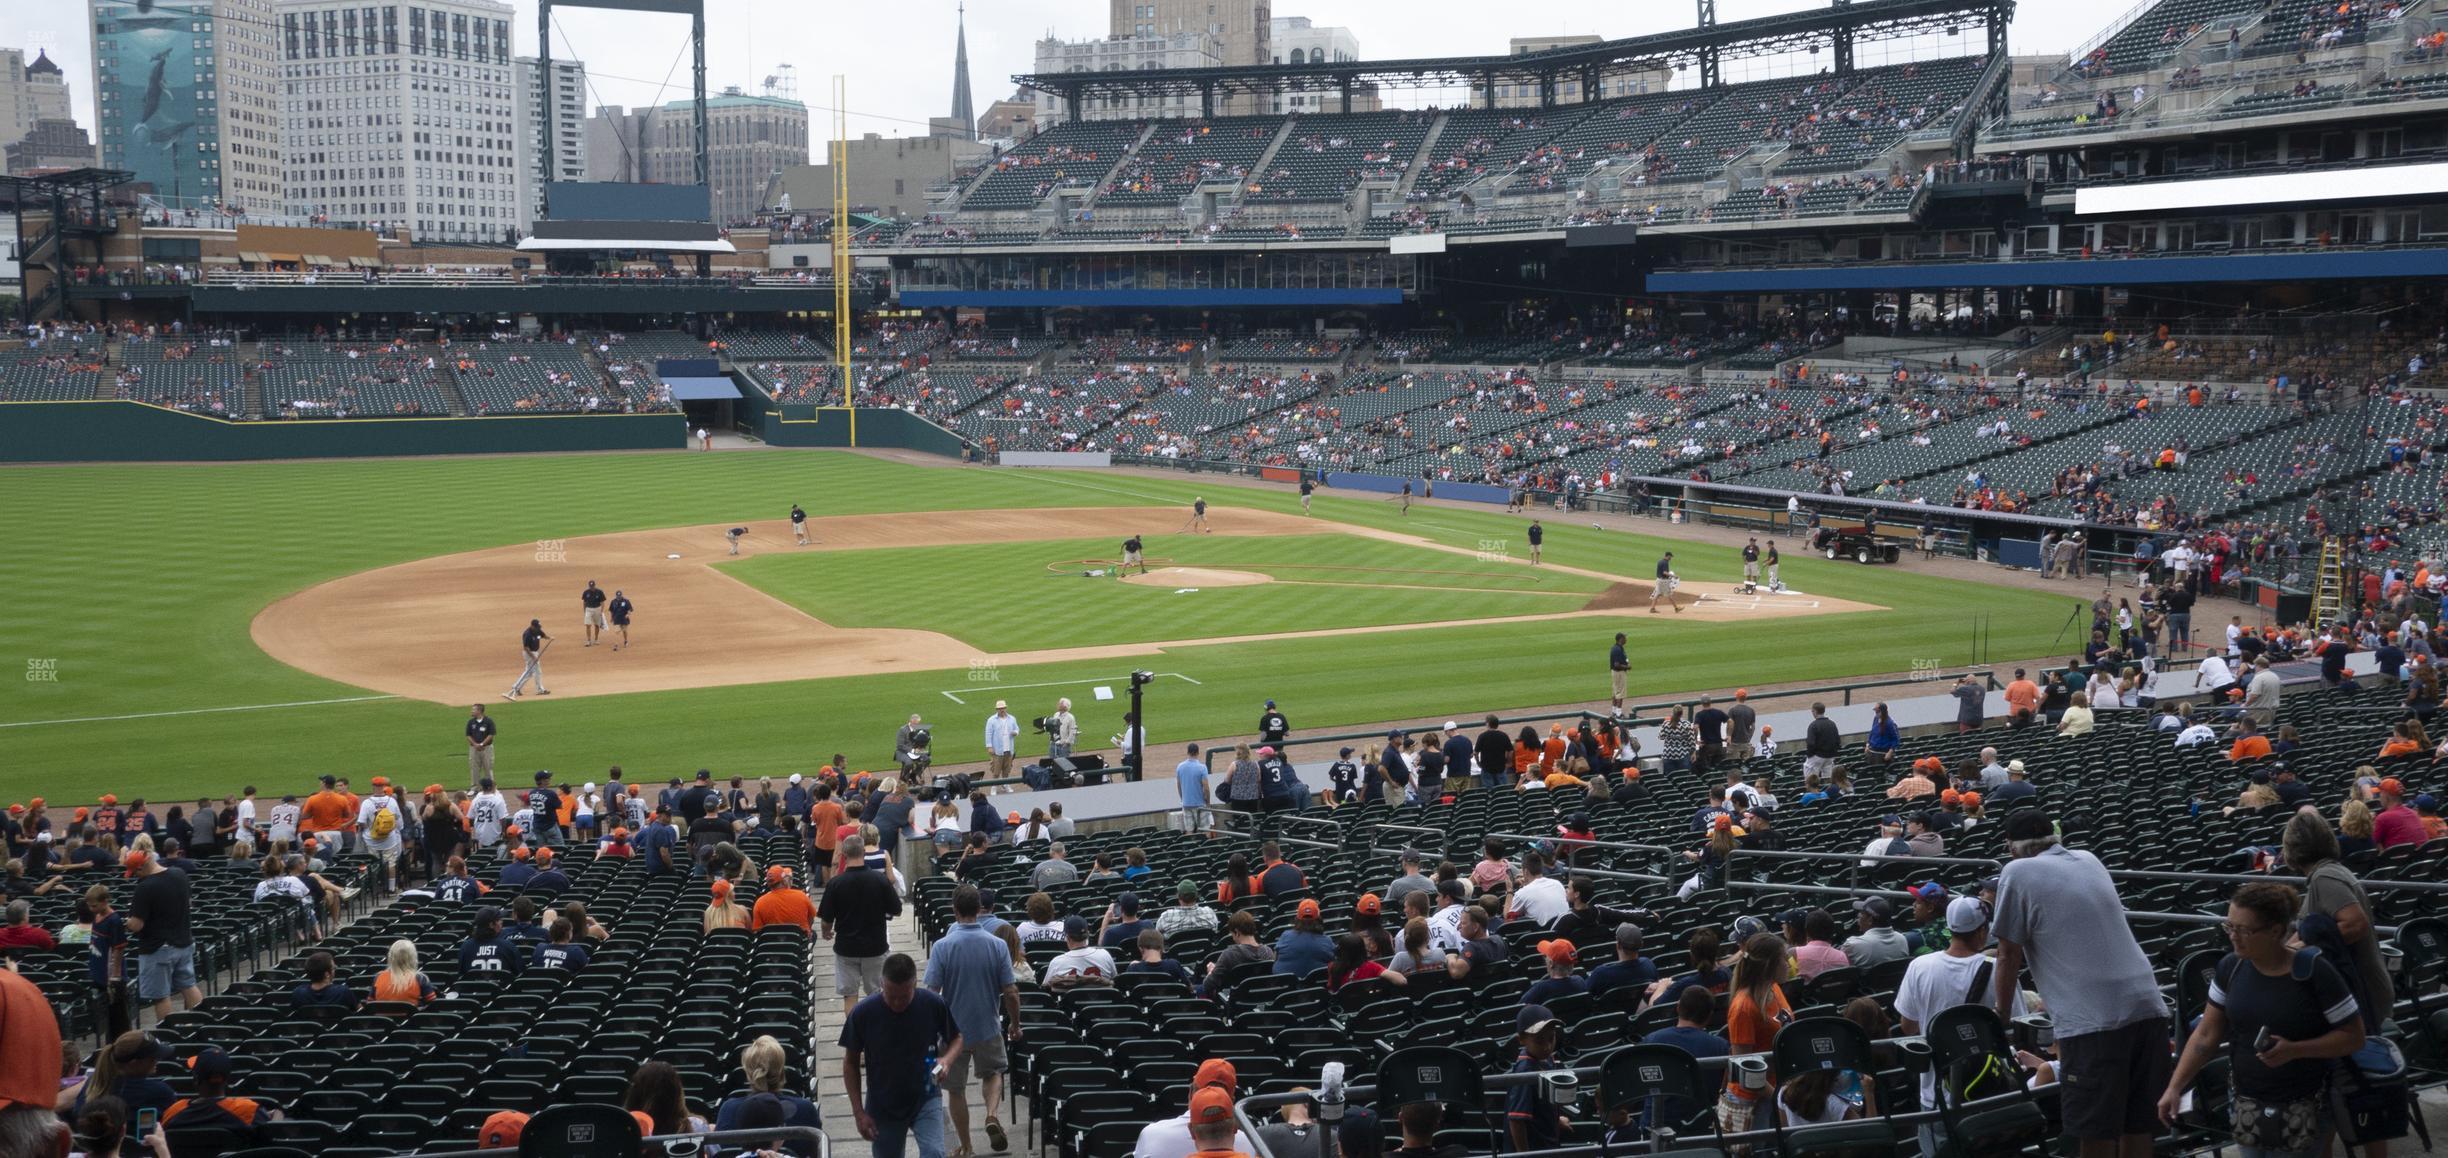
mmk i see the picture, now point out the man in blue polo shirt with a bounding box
[924,886,1019,1158]
[1174,744,1211,834]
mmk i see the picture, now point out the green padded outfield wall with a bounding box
[0,401,688,462]
[760,406,968,458]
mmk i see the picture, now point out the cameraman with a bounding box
[1111,712,1147,781]
[894,714,932,779]
[1047,698,1079,760]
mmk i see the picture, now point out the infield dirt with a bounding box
[251,505,1880,703]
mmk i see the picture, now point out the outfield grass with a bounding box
[720,532,1608,652]
[0,452,2089,802]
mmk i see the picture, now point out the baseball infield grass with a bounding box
[0,451,2086,803]
[720,533,1611,652]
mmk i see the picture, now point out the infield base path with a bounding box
[251,505,1880,704]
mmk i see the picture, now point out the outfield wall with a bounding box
[759,406,970,458]
[0,401,686,463]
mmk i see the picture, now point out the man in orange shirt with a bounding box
[163,1049,277,1144]
[752,866,816,932]
[302,775,355,855]
[2001,668,2042,727]
[2226,718,2272,763]
[808,785,847,883]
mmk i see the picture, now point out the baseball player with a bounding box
[607,589,634,650]
[580,580,608,646]
[1121,534,1148,576]
[726,526,748,556]
[1766,542,1783,591]
[508,618,552,698]
[1299,477,1314,515]
[791,504,809,546]
[1650,552,1682,615]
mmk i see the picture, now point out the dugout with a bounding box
[657,358,745,435]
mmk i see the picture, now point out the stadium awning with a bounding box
[661,376,741,401]
[514,236,738,254]
[302,254,335,266]
[348,254,382,268]
[237,250,267,263]
[263,252,302,264]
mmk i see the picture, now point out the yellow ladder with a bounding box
[2314,537,2347,628]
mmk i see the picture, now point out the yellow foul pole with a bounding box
[832,74,853,447]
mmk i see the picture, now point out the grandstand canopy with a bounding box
[661,376,742,400]
[1013,0,2009,107]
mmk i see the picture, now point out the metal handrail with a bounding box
[406,1124,829,1158]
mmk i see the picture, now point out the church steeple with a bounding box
[948,3,977,140]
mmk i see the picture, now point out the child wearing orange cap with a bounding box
[1524,938,1588,1006]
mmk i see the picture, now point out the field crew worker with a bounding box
[508,618,551,699]
[1741,538,1761,586]
[580,580,608,646]
[791,503,810,546]
[1609,633,1631,714]
[1258,701,1289,745]
[985,701,1020,779]
[1121,534,1148,576]
[1527,519,1544,564]
[1300,477,1315,514]
[467,704,497,783]
[607,590,634,651]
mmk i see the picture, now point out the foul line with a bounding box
[0,694,403,730]
[940,672,1201,705]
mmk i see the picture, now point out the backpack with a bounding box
[369,802,398,841]
[2215,946,2418,1147]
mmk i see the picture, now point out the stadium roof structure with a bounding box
[1014,0,2010,113]
[517,218,737,254]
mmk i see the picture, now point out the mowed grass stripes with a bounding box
[0,452,2085,801]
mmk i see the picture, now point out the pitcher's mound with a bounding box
[1121,567,1273,589]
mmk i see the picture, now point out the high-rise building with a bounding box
[90,0,286,209]
[0,49,75,157]
[611,87,805,223]
[516,55,587,226]
[7,120,99,174]
[1106,0,1271,114]
[1478,35,1670,108]
[977,94,1036,142]
[1032,32,1225,126]
[272,0,518,241]
[584,103,652,184]
[1267,17,1373,115]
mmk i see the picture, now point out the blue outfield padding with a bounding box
[1325,471,1510,505]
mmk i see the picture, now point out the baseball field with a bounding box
[1,450,2087,801]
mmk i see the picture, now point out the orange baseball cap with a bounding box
[611,827,629,839]
[766,865,791,885]
[626,785,641,797]
[504,823,521,835]
[1006,811,1022,826]
[1536,938,1577,965]
[2381,778,2407,798]
[1711,814,1733,832]
[1295,899,1321,920]
[629,1110,656,1138]
[1940,789,1962,806]
[25,798,40,808]
[709,879,733,900]
[479,1110,529,1148]
[533,847,554,863]
[0,969,63,1110]
[1961,792,1982,808]
[4,805,19,816]
[1189,1085,1235,1126]
[1193,1058,1239,1092]
[510,847,531,861]
[71,808,88,822]
[122,850,149,870]
[370,776,389,788]
[424,783,446,796]
[1734,688,1749,700]
[1355,893,1382,916]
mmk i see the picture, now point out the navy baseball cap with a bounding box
[534,770,552,782]
[1062,915,1091,940]
[1116,891,1140,916]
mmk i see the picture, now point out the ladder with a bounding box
[2314,537,2347,628]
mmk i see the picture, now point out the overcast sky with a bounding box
[11,0,2132,142]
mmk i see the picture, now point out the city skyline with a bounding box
[12,0,2148,153]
